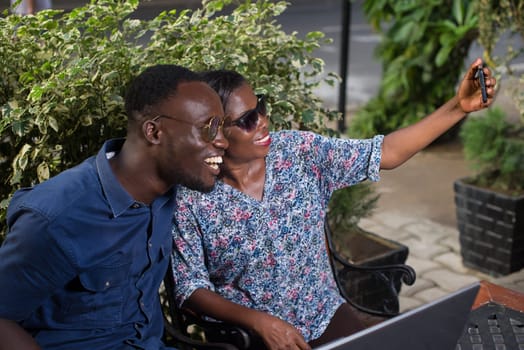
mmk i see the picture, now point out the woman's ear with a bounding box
[142,119,162,145]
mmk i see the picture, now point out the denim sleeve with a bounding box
[0,208,76,321]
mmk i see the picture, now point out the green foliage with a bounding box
[460,107,524,194]
[0,0,341,238]
[349,0,478,138]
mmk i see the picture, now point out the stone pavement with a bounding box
[358,211,524,313]
[355,143,524,312]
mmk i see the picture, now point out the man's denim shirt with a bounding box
[0,139,176,349]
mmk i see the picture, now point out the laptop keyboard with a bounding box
[456,302,524,350]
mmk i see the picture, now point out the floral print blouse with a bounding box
[171,130,383,341]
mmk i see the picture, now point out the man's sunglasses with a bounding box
[152,114,226,143]
[228,94,268,133]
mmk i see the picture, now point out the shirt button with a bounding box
[131,203,140,209]
[105,281,111,288]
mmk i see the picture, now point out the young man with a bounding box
[0,64,228,349]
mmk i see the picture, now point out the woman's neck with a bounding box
[221,158,266,201]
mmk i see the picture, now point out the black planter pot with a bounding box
[454,178,524,276]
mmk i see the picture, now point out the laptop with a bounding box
[315,282,480,350]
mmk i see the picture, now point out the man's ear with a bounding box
[142,119,162,145]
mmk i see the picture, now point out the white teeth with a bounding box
[257,135,270,143]
[205,156,223,169]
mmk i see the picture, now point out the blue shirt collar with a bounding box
[95,138,174,217]
[96,139,134,218]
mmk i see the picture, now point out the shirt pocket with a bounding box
[61,262,131,327]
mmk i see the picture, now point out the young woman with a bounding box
[171,58,496,350]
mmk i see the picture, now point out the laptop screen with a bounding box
[315,282,480,350]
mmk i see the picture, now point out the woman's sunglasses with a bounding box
[227,94,268,133]
[152,114,226,143]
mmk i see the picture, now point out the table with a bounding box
[456,280,524,350]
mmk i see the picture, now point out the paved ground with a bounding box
[356,136,524,312]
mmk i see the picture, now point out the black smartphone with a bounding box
[475,65,488,103]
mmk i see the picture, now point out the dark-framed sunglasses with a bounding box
[228,94,268,133]
[152,114,226,143]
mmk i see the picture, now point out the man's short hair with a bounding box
[124,65,202,121]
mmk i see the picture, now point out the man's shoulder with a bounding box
[9,157,100,218]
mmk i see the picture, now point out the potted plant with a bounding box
[453,0,524,277]
[455,107,524,276]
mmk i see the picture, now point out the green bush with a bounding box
[348,0,479,138]
[0,0,342,239]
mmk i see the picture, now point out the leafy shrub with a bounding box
[0,0,342,238]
